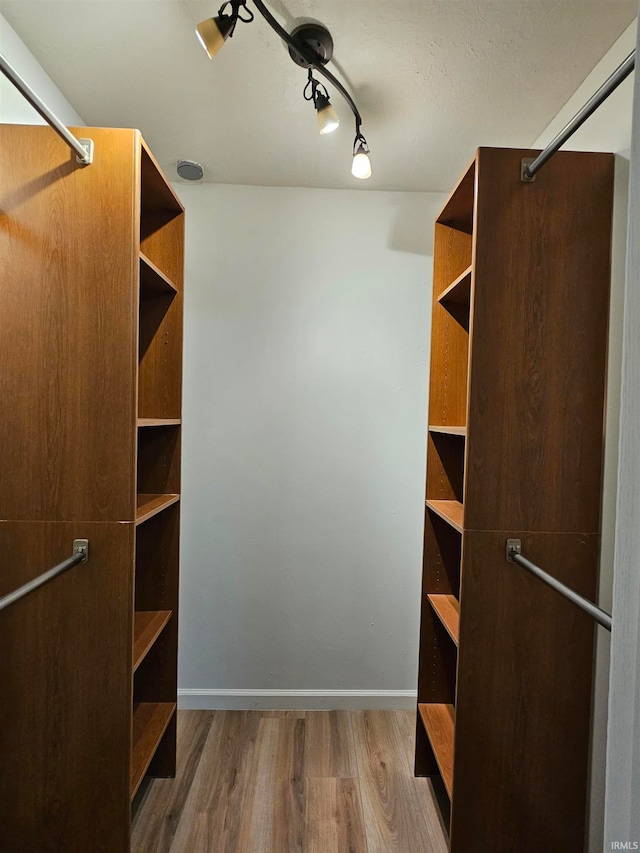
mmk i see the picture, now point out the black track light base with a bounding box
[288,23,334,67]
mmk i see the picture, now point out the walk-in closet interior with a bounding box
[1,1,639,851]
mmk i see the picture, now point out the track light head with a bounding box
[304,71,340,135]
[196,0,253,59]
[352,133,372,180]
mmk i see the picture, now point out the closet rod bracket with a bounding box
[76,138,94,166]
[520,159,536,183]
[73,539,90,563]
[506,538,522,560]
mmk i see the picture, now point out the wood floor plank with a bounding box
[304,777,369,853]
[351,711,448,853]
[235,716,307,853]
[169,711,261,852]
[393,709,418,771]
[304,710,357,778]
[131,710,215,852]
[134,710,448,853]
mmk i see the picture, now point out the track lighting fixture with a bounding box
[304,68,339,135]
[195,0,371,179]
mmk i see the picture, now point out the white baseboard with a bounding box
[177,689,417,711]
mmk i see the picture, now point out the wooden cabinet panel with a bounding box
[0,521,134,853]
[0,126,138,523]
[415,147,613,852]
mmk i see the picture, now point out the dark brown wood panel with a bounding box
[465,147,614,534]
[0,520,134,853]
[418,704,454,798]
[131,702,177,799]
[426,431,465,503]
[0,125,138,522]
[452,530,599,853]
[137,424,181,495]
[423,508,461,599]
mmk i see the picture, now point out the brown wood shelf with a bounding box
[426,499,464,533]
[418,703,455,798]
[140,139,183,217]
[136,493,180,526]
[427,594,460,645]
[130,702,176,799]
[137,418,181,428]
[140,251,178,295]
[133,611,172,672]
[438,265,472,306]
[429,425,466,438]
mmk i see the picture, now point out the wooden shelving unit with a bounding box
[415,147,614,853]
[0,126,184,851]
[130,702,177,799]
[136,494,180,525]
[133,611,172,671]
[425,500,464,533]
[418,703,455,797]
[427,594,459,645]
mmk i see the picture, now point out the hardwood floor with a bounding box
[131,710,449,852]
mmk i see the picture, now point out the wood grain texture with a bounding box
[417,704,454,797]
[426,431,465,503]
[436,156,475,233]
[132,710,446,853]
[140,251,178,295]
[427,594,459,644]
[465,147,614,533]
[131,711,215,851]
[304,778,368,853]
[304,710,357,778]
[352,711,448,853]
[0,520,134,853]
[133,610,172,671]
[139,214,184,420]
[0,125,138,523]
[136,493,180,525]
[131,702,177,799]
[452,530,600,852]
[427,224,471,428]
[425,499,464,532]
[137,424,181,495]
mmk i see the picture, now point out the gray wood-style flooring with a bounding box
[131,710,449,852]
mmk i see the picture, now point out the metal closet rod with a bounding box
[0,51,93,164]
[0,540,89,614]
[523,49,636,180]
[506,539,612,631]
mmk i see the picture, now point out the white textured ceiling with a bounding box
[0,0,636,191]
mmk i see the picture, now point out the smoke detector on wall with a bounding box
[177,159,204,180]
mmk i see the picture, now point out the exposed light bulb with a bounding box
[352,151,372,179]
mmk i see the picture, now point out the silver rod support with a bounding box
[506,541,612,631]
[523,49,636,180]
[0,51,92,164]
[0,539,89,614]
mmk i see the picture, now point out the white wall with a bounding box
[605,18,640,847]
[0,12,83,125]
[175,183,445,709]
[532,19,636,853]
